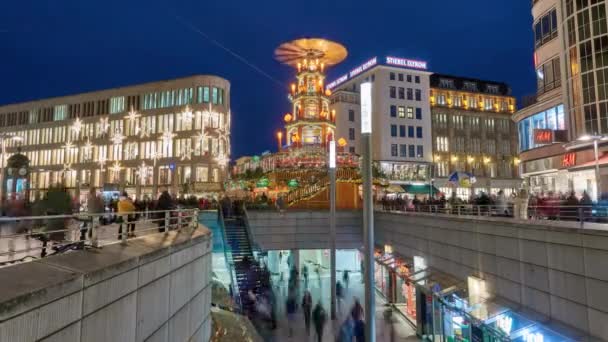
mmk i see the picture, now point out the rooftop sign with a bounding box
[326,55,429,90]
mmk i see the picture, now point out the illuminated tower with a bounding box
[275,38,347,148]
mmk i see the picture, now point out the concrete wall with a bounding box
[0,226,213,342]
[375,211,608,340]
[246,210,362,250]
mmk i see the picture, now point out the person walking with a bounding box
[301,289,313,336]
[117,192,136,240]
[156,190,174,232]
[302,264,309,289]
[312,301,327,342]
[342,269,350,289]
[285,292,298,337]
[86,187,104,239]
[336,281,344,315]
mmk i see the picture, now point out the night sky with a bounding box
[0,0,535,158]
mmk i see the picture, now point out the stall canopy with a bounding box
[401,184,440,195]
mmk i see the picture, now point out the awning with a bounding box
[400,184,440,195]
[385,184,405,193]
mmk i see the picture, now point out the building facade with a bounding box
[330,56,433,184]
[430,74,520,198]
[0,75,231,202]
[514,0,608,200]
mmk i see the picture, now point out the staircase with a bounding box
[222,214,261,314]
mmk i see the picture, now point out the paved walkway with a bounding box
[256,273,419,341]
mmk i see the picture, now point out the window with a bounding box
[452,115,464,130]
[486,85,500,94]
[398,106,406,118]
[469,96,478,109]
[470,117,480,130]
[407,107,414,119]
[389,87,396,98]
[439,78,455,88]
[399,144,407,157]
[415,89,422,101]
[348,109,355,122]
[197,86,210,103]
[463,81,478,92]
[407,88,413,100]
[416,127,423,138]
[436,136,449,152]
[398,74,404,81]
[28,110,38,124]
[391,144,398,156]
[437,94,446,105]
[408,145,415,158]
[398,87,405,99]
[453,95,462,107]
[453,136,465,152]
[408,126,414,138]
[415,108,422,120]
[390,105,397,117]
[484,98,494,110]
[349,128,355,140]
[415,76,420,84]
[212,87,219,104]
[349,146,355,153]
[110,97,125,114]
[470,138,481,153]
[391,125,397,137]
[390,72,395,80]
[417,145,423,158]
[485,118,495,131]
[53,105,67,121]
[534,8,558,48]
[434,113,448,129]
[407,75,412,82]
[399,125,406,137]
[437,161,449,177]
[486,140,496,154]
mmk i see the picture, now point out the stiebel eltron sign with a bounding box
[533,129,554,144]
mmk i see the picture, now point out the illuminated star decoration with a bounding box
[161,130,175,148]
[98,117,110,137]
[124,142,138,160]
[62,163,72,173]
[111,129,125,145]
[150,148,162,165]
[83,138,94,161]
[98,156,107,172]
[136,162,148,182]
[180,144,193,161]
[110,160,122,173]
[125,107,140,123]
[138,121,151,138]
[71,117,82,136]
[182,105,194,126]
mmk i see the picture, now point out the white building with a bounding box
[329,56,433,184]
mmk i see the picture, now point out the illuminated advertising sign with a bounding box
[349,57,378,78]
[562,153,576,167]
[326,74,348,90]
[533,129,554,144]
[360,82,372,134]
[326,55,429,90]
[386,56,428,70]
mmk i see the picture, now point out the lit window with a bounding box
[407,107,414,119]
[110,97,125,114]
[398,106,405,118]
[53,105,67,121]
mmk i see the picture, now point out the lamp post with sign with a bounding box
[360,82,375,341]
[329,140,337,320]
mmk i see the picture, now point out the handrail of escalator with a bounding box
[217,208,243,313]
[241,205,262,258]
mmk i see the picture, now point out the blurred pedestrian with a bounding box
[312,301,327,342]
[157,190,174,232]
[336,315,355,342]
[336,281,344,314]
[302,264,309,288]
[286,293,298,337]
[302,289,313,336]
[117,192,136,239]
[343,269,350,289]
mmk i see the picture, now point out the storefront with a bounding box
[374,248,394,299]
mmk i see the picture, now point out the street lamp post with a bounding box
[329,140,337,320]
[360,82,375,341]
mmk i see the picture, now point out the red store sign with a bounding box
[562,153,576,167]
[534,129,554,144]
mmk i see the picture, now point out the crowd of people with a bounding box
[380,189,600,221]
[244,259,367,342]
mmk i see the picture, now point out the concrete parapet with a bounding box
[0,226,212,342]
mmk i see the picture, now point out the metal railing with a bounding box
[0,208,199,267]
[218,208,242,312]
[377,203,608,227]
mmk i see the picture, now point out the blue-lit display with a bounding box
[518,104,565,152]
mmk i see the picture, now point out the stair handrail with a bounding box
[241,205,262,258]
[217,208,243,312]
